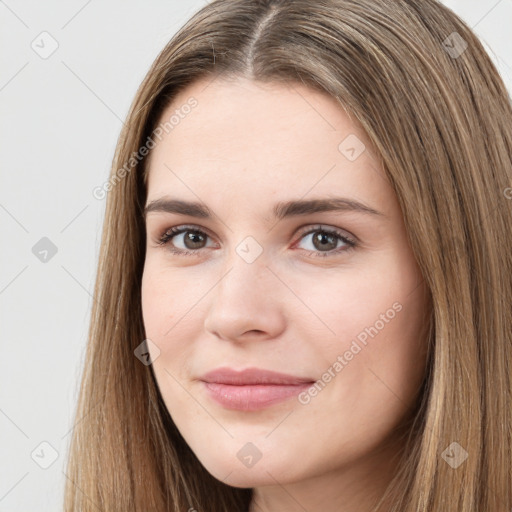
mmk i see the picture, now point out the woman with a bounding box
[64,0,512,510]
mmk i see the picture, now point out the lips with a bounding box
[198,367,316,411]
[199,367,315,386]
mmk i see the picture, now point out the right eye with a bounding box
[157,225,216,256]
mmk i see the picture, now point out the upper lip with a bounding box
[199,367,315,386]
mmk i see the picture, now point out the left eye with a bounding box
[156,225,356,258]
[294,227,356,256]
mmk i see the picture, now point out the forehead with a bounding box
[145,76,390,214]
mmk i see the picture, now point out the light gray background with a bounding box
[1,1,511,510]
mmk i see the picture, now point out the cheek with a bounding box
[140,261,196,339]
[141,267,197,417]
[289,265,417,349]
[294,256,428,401]
[141,262,212,379]
[141,265,186,364]
[141,270,168,347]
[296,277,428,464]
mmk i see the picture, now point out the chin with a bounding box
[197,448,302,488]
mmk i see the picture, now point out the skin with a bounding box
[141,75,430,512]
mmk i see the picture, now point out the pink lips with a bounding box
[199,367,315,411]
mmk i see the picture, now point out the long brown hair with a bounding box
[63,0,512,510]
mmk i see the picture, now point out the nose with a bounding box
[203,252,286,343]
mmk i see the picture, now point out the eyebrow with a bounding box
[144,196,384,220]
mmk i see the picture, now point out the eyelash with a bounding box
[155,224,357,258]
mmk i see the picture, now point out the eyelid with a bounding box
[156,224,218,250]
[157,223,355,241]
[294,223,357,244]
[155,223,357,255]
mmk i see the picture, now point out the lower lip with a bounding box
[201,381,313,411]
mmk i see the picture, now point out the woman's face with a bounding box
[141,76,429,495]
